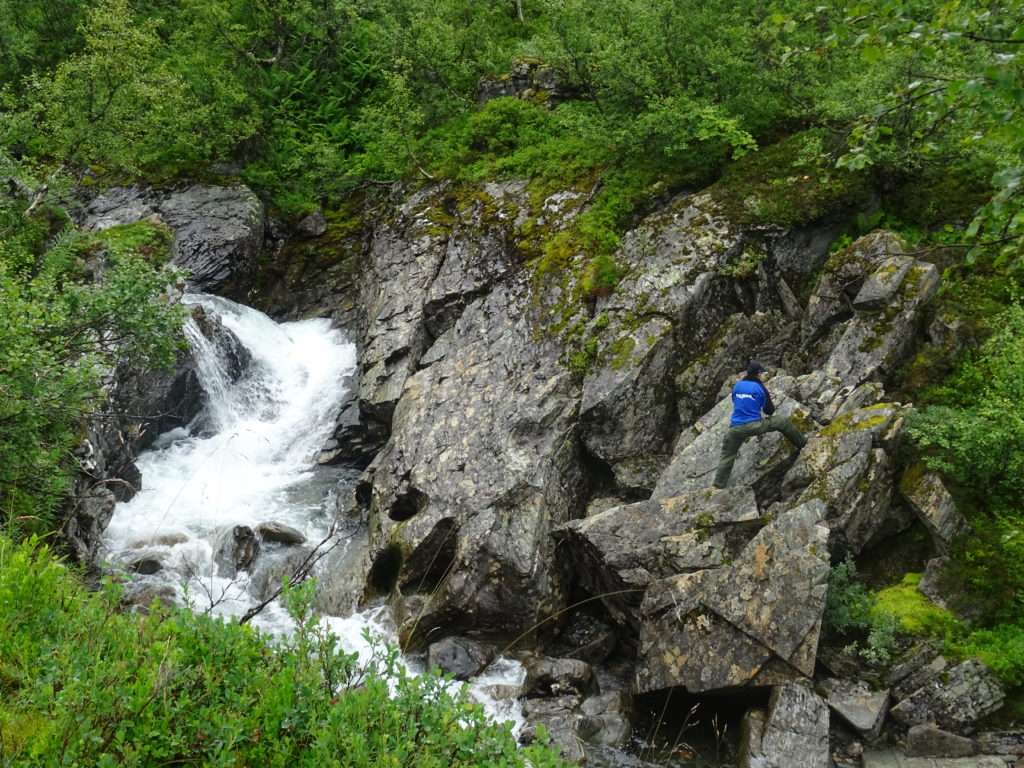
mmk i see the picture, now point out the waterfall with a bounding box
[103,294,525,732]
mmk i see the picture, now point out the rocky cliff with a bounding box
[80,177,1010,765]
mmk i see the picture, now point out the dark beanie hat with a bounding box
[746,360,766,376]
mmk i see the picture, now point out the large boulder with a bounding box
[740,682,830,768]
[577,192,806,488]
[553,487,761,630]
[817,678,889,740]
[782,403,911,554]
[802,231,903,349]
[889,659,1005,734]
[822,255,939,388]
[362,278,584,646]
[427,636,494,680]
[356,183,525,425]
[635,500,830,694]
[82,184,265,293]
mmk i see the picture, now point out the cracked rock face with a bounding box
[364,279,584,646]
[782,403,912,554]
[553,487,762,632]
[889,659,1005,733]
[82,184,265,293]
[636,500,830,694]
[741,682,830,768]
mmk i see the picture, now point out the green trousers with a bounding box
[713,414,807,488]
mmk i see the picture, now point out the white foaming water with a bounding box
[103,294,526,733]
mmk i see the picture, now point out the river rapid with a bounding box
[102,293,526,731]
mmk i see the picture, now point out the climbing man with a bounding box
[712,361,807,489]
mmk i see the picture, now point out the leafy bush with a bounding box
[0,162,185,533]
[908,304,1024,622]
[0,535,564,767]
[824,556,899,666]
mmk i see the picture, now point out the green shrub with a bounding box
[0,173,185,533]
[824,556,900,666]
[949,624,1024,688]
[908,304,1024,623]
[0,535,564,767]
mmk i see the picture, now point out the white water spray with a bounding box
[103,294,525,732]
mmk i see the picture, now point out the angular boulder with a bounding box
[817,678,889,740]
[802,231,903,348]
[823,257,939,388]
[906,724,977,758]
[890,659,1005,734]
[899,465,969,553]
[740,682,830,768]
[578,192,811,487]
[553,487,761,629]
[783,403,911,554]
[636,500,830,693]
[82,184,265,293]
[356,183,527,424]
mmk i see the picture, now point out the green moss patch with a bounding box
[872,573,958,636]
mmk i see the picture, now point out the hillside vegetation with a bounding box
[1,0,1023,762]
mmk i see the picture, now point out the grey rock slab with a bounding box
[577,692,632,748]
[817,678,889,740]
[976,731,1024,757]
[635,500,830,693]
[580,316,677,469]
[802,230,904,347]
[256,521,307,546]
[890,659,1005,733]
[362,279,584,646]
[783,403,910,554]
[520,695,586,763]
[853,256,914,310]
[900,466,969,553]
[554,486,761,629]
[823,259,939,389]
[906,724,977,758]
[740,682,830,768]
[578,193,755,476]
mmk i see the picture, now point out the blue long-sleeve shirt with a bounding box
[730,377,775,426]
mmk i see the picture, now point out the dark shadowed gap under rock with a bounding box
[367,544,403,597]
[630,688,771,767]
[400,518,458,594]
[389,486,429,522]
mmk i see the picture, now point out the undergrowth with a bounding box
[0,535,563,767]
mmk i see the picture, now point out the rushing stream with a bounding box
[102,293,526,732]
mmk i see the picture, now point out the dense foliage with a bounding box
[1,0,1020,254]
[0,536,562,767]
[0,158,185,534]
